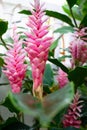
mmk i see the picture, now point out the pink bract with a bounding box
[63,91,83,128]
[25,0,53,90]
[3,26,27,93]
[69,27,87,67]
[57,68,69,89]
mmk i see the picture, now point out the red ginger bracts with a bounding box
[25,0,53,95]
[62,91,83,128]
[3,26,27,93]
[69,27,87,67]
[57,68,69,89]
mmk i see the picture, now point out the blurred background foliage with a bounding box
[0,0,87,130]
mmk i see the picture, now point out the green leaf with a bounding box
[46,10,74,27]
[54,26,74,34]
[19,10,31,15]
[6,83,74,126]
[66,0,77,8]
[1,94,20,114]
[43,64,54,87]
[68,66,87,86]
[6,93,42,116]
[58,55,71,61]
[42,83,74,126]
[80,14,87,27]
[62,4,82,21]
[0,117,30,130]
[77,0,87,16]
[48,58,69,74]
[47,127,79,130]
[0,53,5,56]
[50,38,60,52]
[0,57,4,66]
[0,19,8,37]
[78,84,87,99]
[64,127,80,130]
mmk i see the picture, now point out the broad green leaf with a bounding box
[0,19,8,37]
[68,66,87,86]
[64,127,80,130]
[6,93,43,116]
[5,83,74,126]
[41,83,74,126]
[0,117,30,130]
[58,55,71,61]
[0,57,4,66]
[50,38,60,52]
[19,10,31,15]
[77,0,87,16]
[66,0,77,8]
[1,94,20,114]
[5,37,13,44]
[54,26,74,34]
[0,53,5,56]
[46,10,74,27]
[78,84,87,99]
[80,14,87,27]
[43,64,54,87]
[48,58,69,74]
[62,4,82,21]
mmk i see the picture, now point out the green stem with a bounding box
[0,83,9,86]
[17,112,24,123]
[0,37,8,50]
[68,4,78,27]
[21,113,24,123]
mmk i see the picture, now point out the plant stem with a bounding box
[0,37,8,50]
[68,5,78,27]
[21,112,24,123]
[17,112,24,123]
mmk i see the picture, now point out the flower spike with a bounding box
[62,91,83,128]
[69,27,87,67]
[57,68,69,89]
[25,0,53,99]
[3,26,27,93]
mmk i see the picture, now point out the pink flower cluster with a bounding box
[3,26,27,93]
[69,27,87,67]
[57,68,69,89]
[63,91,83,128]
[25,0,53,90]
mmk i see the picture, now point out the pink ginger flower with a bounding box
[57,68,69,89]
[25,0,53,91]
[69,27,87,67]
[62,91,83,128]
[3,26,27,93]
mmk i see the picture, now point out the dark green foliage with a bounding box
[1,83,74,126]
[48,58,69,74]
[0,19,8,37]
[54,26,74,34]
[68,66,87,87]
[43,64,54,87]
[66,0,77,8]
[46,10,74,26]
[0,117,30,130]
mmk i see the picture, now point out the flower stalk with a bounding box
[25,0,53,100]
